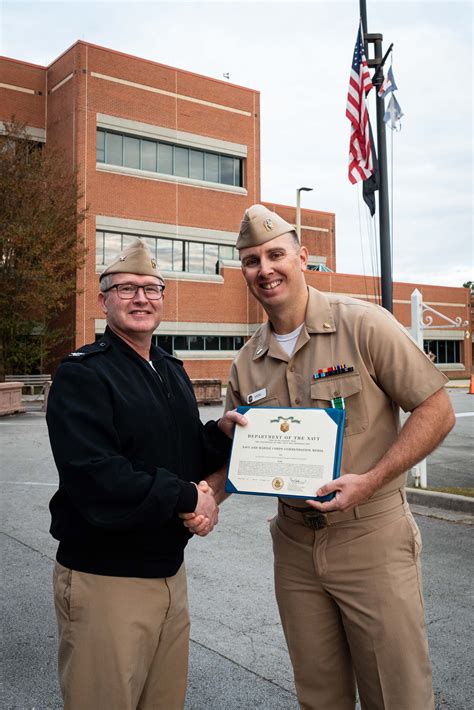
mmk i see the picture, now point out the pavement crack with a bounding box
[189,637,296,697]
[0,531,55,561]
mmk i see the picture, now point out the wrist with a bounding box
[361,470,380,499]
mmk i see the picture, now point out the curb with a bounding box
[406,488,474,514]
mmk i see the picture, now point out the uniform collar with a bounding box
[304,287,336,334]
[251,287,336,361]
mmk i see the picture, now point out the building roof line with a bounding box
[37,40,259,95]
[0,55,46,70]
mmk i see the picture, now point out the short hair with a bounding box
[99,274,114,293]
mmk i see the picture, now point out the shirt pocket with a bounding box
[245,395,280,408]
[310,372,368,436]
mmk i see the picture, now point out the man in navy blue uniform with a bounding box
[47,238,242,710]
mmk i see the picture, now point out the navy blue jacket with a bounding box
[47,327,231,577]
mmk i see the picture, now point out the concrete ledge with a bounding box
[0,382,26,416]
[407,488,474,513]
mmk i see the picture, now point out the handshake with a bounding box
[179,480,219,537]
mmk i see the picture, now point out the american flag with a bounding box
[346,24,374,184]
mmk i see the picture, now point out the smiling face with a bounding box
[239,232,308,313]
[98,273,164,342]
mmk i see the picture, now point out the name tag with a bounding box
[247,388,267,404]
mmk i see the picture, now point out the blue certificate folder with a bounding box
[225,406,345,502]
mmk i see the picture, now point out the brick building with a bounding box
[1,41,471,380]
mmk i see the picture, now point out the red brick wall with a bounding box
[0,57,46,130]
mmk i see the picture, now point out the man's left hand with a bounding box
[305,473,375,513]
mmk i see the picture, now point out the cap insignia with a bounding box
[151,258,157,269]
[119,256,126,262]
[263,218,274,232]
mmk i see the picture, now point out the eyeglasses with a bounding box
[104,283,165,300]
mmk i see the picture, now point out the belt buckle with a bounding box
[302,511,328,530]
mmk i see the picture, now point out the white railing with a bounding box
[409,289,469,488]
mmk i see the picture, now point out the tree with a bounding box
[0,120,87,377]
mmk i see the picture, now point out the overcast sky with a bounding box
[1,0,472,288]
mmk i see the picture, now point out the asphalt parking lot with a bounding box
[1,387,473,709]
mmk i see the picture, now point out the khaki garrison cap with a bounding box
[99,238,163,281]
[236,204,297,249]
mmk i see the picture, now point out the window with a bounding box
[152,335,246,352]
[141,140,157,171]
[106,132,123,165]
[123,136,140,169]
[189,150,204,180]
[97,128,243,187]
[423,340,461,364]
[96,130,105,162]
[97,231,238,274]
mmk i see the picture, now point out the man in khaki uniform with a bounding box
[224,205,455,710]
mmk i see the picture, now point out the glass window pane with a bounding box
[189,336,204,350]
[189,150,204,180]
[174,146,188,177]
[205,153,219,182]
[121,234,136,250]
[219,245,234,260]
[174,336,187,350]
[106,133,123,165]
[446,341,456,363]
[204,336,219,350]
[220,155,234,185]
[158,143,173,174]
[437,341,446,362]
[96,231,105,265]
[220,336,233,350]
[234,158,242,186]
[96,130,105,162]
[204,244,218,274]
[187,242,204,273]
[234,337,244,350]
[123,136,140,169]
[156,335,172,354]
[141,140,157,171]
[141,237,157,260]
[172,240,183,271]
[104,233,122,265]
[157,238,172,271]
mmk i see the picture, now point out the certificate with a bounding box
[225,406,345,500]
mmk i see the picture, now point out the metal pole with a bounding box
[373,37,392,312]
[296,189,301,243]
[410,289,423,348]
[360,0,393,313]
[296,187,313,243]
[410,288,427,488]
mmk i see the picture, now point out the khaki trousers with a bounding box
[271,492,434,710]
[53,562,190,710]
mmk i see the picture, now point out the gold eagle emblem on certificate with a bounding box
[280,421,290,432]
[272,477,284,491]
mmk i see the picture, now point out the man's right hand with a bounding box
[180,481,218,536]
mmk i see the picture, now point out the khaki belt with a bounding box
[278,489,406,530]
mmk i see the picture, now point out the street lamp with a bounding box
[296,186,313,243]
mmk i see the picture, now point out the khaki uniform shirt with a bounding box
[225,287,447,501]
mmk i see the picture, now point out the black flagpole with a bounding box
[359,0,393,312]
